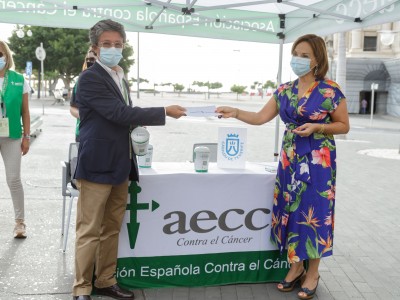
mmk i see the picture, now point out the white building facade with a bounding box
[327,22,400,116]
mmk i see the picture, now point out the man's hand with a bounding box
[166,105,186,119]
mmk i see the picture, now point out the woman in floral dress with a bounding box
[216,34,349,299]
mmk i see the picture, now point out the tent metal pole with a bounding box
[336,32,347,95]
[146,0,172,29]
[195,1,274,11]
[274,39,284,162]
[137,32,140,99]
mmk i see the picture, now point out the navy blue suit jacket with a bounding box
[74,62,165,185]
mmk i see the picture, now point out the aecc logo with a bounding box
[163,208,271,234]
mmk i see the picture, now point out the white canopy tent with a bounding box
[1,1,399,44]
[1,0,399,159]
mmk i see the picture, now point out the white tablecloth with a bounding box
[116,162,285,288]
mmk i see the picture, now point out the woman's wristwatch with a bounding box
[23,134,31,140]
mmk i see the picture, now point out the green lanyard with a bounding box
[0,71,8,118]
[122,79,129,105]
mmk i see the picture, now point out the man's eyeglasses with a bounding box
[98,41,124,49]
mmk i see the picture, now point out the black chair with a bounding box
[60,142,79,252]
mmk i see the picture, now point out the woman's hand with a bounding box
[216,106,238,119]
[21,139,30,155]
[292,123,320,137]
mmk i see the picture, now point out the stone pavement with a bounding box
[0,93,399,300]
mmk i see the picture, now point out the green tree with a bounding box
[158,82,172,97]
[263,80,277,89]
[173,83,185,96]
[192,81,206,88]
[129,77,149,89]
[192,81,222,99]
[230,84,247,100]
[251,81,263,98]
[209,82,223,98]
[192,81,208,98]
[8,25,134,94]
[120,44,135,75]
[153,83,158,96]
[9,26,87,94]
[263,80,277,98]
[251,81,261,89]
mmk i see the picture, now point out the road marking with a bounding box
[358,148,400,160]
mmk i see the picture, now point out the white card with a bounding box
[184,106,218,117]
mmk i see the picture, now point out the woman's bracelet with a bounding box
[318,124,325,134]
[23,134,31,140]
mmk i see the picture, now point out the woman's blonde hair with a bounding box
[82,48,97,71]
[291,34,329,80]
[0,39,14,71]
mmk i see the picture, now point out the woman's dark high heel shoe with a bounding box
[277,269,306,292]
[298,275,320,299]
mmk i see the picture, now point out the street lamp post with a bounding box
[370,83,378,127]
[377,28,399,151]
[17,27,33,103]
[17,26,46,112]
[35,43,46,99]
[326,37,334,79]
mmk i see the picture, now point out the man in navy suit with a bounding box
[72,19,186,300]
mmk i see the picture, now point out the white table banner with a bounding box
[116,163,289,288]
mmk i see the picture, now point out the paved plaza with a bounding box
[0,93,400,300]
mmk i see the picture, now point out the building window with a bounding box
[363,36,377,51]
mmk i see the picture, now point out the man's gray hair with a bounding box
[89,19,126,45]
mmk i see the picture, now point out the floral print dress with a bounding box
[270,79,345,263]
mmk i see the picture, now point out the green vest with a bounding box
[2,70,24,139]
[72,82,80,137]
